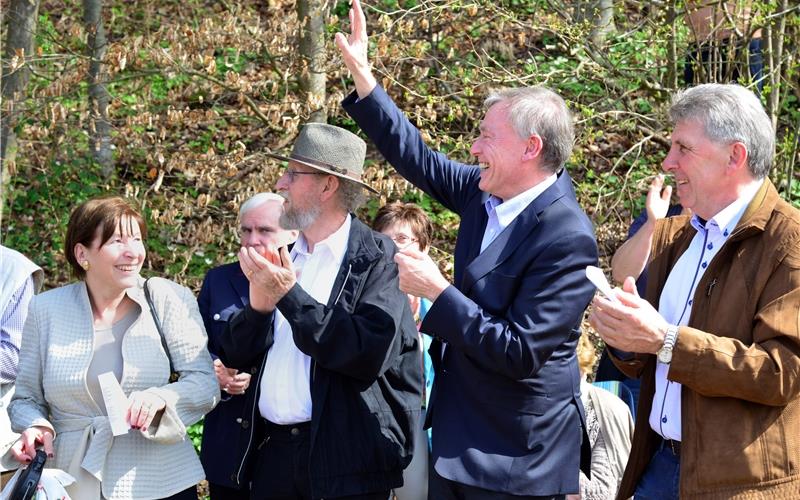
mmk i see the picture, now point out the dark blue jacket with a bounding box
[217,216,423,499]
[344,86,598,496]
[197,262,252,489]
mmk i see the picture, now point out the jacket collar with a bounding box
[460,169,572,294]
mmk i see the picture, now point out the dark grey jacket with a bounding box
[218,215,423,499]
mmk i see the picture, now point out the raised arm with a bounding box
[335,0,377,98]
[611,175,673,284]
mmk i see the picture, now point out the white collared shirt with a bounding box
[650,180,763,440]
[480,173,558,253]
[258,215,352,424]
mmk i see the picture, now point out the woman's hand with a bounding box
[127,391,166,432]
[11,426,54,463]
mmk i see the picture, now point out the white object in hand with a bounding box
[98,372,130,436]
[585,266,621,304]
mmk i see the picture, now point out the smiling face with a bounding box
[470,103,537,201]
[662,119,738,220]
[76,215,146,295]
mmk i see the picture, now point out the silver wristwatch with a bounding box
[657,325,680,364]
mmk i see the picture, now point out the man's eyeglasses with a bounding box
[284,168,328,183]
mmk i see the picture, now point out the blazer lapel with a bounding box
[460,170,570,295]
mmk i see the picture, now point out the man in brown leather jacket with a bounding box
[591,83,800,499]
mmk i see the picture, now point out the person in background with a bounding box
[8,196,219,500]
[198,192,297,499]
[591,83,800,498]
[594,176,684,399]
[338,0,599,497]
[0,245,44,487]
[216,123,423,499]
[684,0,763,90]
[568,334,633,500]
[372,201,435,500]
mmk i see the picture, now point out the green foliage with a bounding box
[188,420,204,453]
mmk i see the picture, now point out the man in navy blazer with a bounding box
[197,192,296,500]
[336,1,598,498]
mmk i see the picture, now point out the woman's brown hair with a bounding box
[372,201,434,251]
[65,196,147,279]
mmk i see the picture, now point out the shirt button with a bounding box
[662,416,668,423]
[688,299,693,306]
[707,243,713,250]
[723,230,729,237]
[213,313,221,320]
[702,262,708,268]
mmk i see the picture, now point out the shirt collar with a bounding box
[294,214,352,263]
[691,178,764,236]
[484,173,558,227]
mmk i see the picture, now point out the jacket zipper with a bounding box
[234,350,269,486]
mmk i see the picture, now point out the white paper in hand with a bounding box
[585,266,621,304]
[98,372,130,436]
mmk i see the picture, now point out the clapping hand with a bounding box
[215,358,251,396]
[239,245,296,313]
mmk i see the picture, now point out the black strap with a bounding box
[143,278,175,376]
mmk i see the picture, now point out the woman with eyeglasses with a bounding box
[372,201,435,500]
[8,196,219,500]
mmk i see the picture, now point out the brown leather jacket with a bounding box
[614,180,800,499]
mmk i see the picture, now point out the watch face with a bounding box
[658,348,673,364]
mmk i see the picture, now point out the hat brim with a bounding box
[266,152,379,195]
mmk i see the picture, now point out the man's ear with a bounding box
[522,134,543,162]
[320,175,340,202]
[727,142,748,175]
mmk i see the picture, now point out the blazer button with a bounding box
[230,473,237,482]
[213,313,221,320]
[241,419,250,429]
[250,366,258,375]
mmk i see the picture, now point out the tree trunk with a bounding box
[574,0,617,47]
[1,0,41,225]
[297,0,328,123]
[765,0,788,132]
[665,0,679,89]
[83,0,114,178]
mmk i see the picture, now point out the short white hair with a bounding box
[239,192,284,218]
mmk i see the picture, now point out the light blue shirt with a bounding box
[480,173,558,253]
[0,277,34,383]
[650,180,763,441]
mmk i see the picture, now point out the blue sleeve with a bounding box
[342,86,482,216]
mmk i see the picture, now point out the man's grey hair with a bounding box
[239,192,285,218]
[336,178,368,213]
[669,83,774,179]
[483,87,575,173]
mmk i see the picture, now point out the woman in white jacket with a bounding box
[8,196,219,500]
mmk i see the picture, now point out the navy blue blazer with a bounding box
[344,87,598,496]
[197,262,252,489]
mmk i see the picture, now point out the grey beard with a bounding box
[280,203,320,231]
